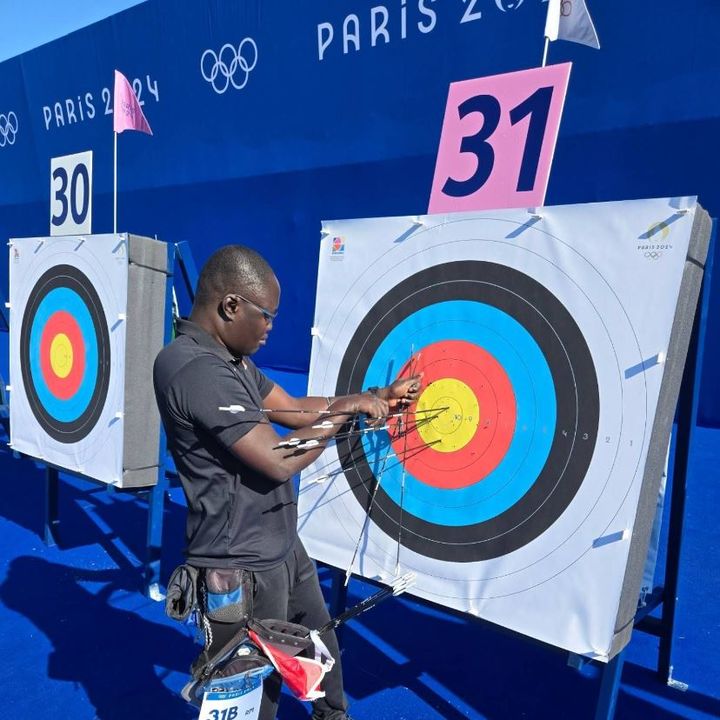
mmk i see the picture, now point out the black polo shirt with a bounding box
[153,319,298,570]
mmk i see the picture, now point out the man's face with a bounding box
[223,275,280,357]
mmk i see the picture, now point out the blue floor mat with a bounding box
[0,422,717,720]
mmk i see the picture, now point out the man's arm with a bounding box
[263,384,334,428]
[229,391,388,482]
[263,375,423,429]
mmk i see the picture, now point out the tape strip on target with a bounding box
[335,261,600,562]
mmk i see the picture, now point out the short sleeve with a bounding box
[175,355,267,451]
[245,359,274,399]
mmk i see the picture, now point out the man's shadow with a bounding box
[1,556,198,719]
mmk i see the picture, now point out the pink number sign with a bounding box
[429,63,572,213]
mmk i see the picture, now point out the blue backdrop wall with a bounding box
[1,0,718,422]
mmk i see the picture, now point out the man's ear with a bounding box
[219,294,239,321]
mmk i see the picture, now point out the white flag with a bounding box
[544,0,600,49]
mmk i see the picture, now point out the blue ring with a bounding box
[28,287,98,423]
[360,301,556,526]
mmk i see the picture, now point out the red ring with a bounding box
[387,340,516,489]
[39,311,86,400]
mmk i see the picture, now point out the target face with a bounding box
[335,261,599,562]
[9,235,129,483]
[299,199,697,658]
[20,265,111,443]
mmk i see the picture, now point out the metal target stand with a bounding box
[143,240,198,597]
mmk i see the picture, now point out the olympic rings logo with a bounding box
[0,112,18,148]
[561,0,573,16]
[201,39,258,95]
[644,251,662,260]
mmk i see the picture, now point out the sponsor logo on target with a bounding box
[331,236,345,259]
[0,111,18,147]
[201,39,258,95]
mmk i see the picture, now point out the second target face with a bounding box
[19,264,111,443]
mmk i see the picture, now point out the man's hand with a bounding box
[382,373,423,408]
[330,393,389,419]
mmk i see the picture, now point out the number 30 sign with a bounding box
[50,150,93,236]
[429,63,571,213]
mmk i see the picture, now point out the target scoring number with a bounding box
[429,63,571,213]
[50,150,93,236]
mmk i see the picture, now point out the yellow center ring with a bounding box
[415,378,479,453]
[50,333,73,378]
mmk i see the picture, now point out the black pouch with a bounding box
[165,564,199,622]
[203,567,253,624]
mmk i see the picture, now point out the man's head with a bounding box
[192,245,280,357]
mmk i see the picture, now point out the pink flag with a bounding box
[113,70,153,135]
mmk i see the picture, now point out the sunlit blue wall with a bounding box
[1,0,718,421]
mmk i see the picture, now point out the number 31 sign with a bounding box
[429,63,571,213]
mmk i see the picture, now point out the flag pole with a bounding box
[543,0,557,67]
[113,131,118,233]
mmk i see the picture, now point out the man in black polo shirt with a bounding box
[154,245,421,720]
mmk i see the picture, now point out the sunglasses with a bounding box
[232,293,278,323]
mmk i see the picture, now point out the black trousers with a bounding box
[205,540,348,720]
